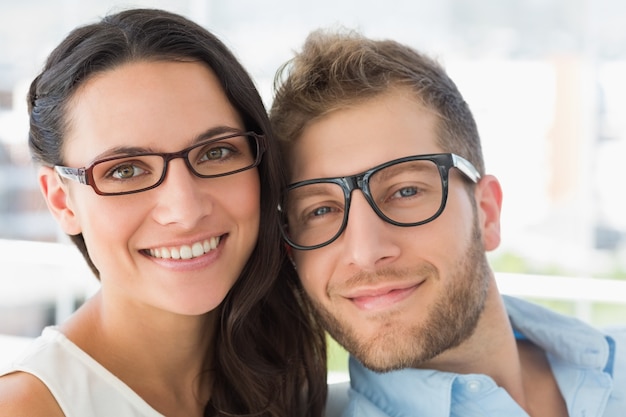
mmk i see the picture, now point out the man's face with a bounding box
[288,89,501,372]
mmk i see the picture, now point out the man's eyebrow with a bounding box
[88,126,245,163]
[289,182,343,201]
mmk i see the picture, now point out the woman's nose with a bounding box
[150,159,210,228]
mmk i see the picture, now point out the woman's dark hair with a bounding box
[28,8,326,416]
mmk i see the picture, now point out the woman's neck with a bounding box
[60,290,217,416]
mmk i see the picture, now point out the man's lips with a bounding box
[344,282,423,311]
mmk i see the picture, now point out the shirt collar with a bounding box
[348,357,533,417]
[349,356,456,417]
[503,295,612,371]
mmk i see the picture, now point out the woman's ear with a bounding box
[474,174,503,251]
[39,166,82,235]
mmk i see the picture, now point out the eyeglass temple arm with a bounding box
[451,154,481,183]
[54,166,88,185]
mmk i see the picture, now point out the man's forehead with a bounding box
[288,92,442,182]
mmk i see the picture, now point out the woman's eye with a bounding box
[201,147,233,161]
[111,164,146,180]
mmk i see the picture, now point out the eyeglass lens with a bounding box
[283,159,444,248]
[91,134,256,194]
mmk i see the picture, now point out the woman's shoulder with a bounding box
[0,371,65,417]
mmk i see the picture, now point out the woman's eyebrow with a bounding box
[89,146,153,163]
[88,125,245,163]
[192,125,243,143]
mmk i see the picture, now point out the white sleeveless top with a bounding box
[0,327,165,417]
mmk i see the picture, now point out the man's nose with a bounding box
[339,191,400,271]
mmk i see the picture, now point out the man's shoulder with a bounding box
[604,325,626,339]
[600,326,626,416]
[604,325,626,372]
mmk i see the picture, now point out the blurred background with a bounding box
[1,0,625,372]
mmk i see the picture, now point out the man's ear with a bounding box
[474,174,503,251]
[39,166,82,235]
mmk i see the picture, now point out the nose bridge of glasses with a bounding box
[155,155,204,202]
[343,173,367,194]
[343,173,383,219]
[161,147,200,178]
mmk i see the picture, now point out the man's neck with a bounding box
[421,289,568,416]
[516,339,568,417]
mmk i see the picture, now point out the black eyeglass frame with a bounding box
[54,132,266,196]
[279,153,481,251]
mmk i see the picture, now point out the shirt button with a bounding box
[466,380,482,392]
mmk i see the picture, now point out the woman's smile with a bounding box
[145,236,221,260]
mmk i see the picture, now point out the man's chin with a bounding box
[356,355,411,373]
[335,327,426,373]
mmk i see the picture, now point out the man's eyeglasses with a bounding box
[279,153,481,250]
[55,132,265,196]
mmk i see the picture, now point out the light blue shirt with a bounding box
[343,295,626,416]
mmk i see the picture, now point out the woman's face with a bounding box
[46,60,261,316]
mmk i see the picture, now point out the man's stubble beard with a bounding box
[308,218,491,373]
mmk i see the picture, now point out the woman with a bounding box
[0,8,326,417]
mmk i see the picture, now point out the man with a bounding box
[270,30,625,416]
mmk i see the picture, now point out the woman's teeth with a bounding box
[148,237,220,260]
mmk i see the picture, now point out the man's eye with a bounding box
[312,206,333,217]
[393,186,419,198]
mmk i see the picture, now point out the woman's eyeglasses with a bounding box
[55,132,265,196]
